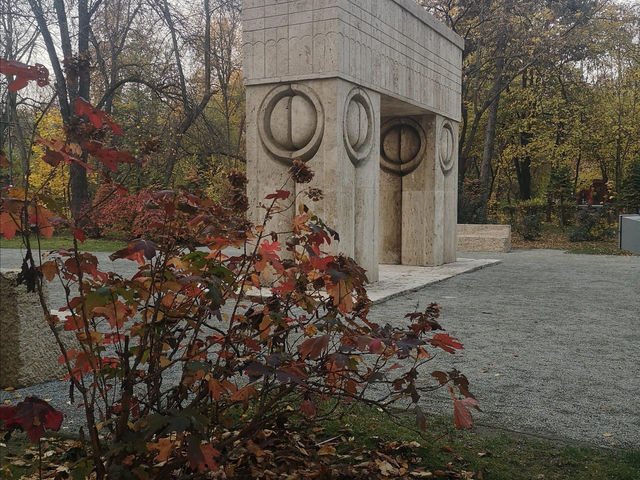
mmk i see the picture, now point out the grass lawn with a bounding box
[2,405,638,479]
[320,406,640,480]
[0,234,126,253]
[511,223,636,256]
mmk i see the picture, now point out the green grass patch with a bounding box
[567,245,634,255]
[0,234,126,252]
[512,223,636,256]
[320,404,640,480]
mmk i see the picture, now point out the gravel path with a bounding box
[369,249,640,449]
[1,248,638,449]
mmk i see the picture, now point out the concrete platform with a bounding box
[369,258,500,304]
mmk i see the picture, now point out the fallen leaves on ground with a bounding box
[0,430,485,479]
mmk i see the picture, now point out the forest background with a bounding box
[1,0,639,237]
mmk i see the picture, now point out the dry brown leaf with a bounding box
[317,445,336,456]
[376,459,397,476]
[409,471,434,478]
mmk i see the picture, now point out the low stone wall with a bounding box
[457,224,511,253]
[0,271,70,388]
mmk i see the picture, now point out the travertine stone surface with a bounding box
[0,272,68,388]
[243,0,463,278]
[243,0,463,120]
[246,78,381,280]
[457,224,511,253]
[379,112,458,266]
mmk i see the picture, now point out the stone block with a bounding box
[457,224,511,252]
[0,272,70,388]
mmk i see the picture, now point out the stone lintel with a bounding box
[242,0,463,121]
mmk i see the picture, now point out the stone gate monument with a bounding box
[243,0,463,281]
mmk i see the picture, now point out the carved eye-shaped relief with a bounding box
[380,117,426,176]
[343,88,374,166]
[258,84,324,164]
[439,121,455,174]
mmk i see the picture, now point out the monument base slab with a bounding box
[369,258,501,304]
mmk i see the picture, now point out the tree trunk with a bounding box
[478,90,500,221]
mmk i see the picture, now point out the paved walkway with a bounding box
[1,248,638,448]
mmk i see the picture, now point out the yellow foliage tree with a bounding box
[30,111,69,205]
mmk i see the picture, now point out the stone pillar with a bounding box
[378,114,458,266]
[246,78,380,280]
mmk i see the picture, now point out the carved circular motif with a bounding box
[380,117,426,176]
[439,121,455,174]
[342,88,374,166]
[258,84,324,164]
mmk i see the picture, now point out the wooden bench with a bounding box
[457,224,511,253]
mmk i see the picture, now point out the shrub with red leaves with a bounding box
[92,184,164,239]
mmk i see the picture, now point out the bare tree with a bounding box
[0,0,40,182]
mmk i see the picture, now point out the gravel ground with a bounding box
[1,247,638,449]
[369,249,640,449]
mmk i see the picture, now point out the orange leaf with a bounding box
[147,437,173,462]
[28,205,56,239]
[0,212,20,240]
[229,384,258,410]
[429,333,464,354]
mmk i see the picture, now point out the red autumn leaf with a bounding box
[63,253,107,281]
[109,239,157,264]
[0,397,64,442]
[82,140,103,154]
[256,240,284,273]
[73,228,87,242]
[271,277,296,295]
[299,334,330,361]
[453,396,479,429]
[63,314,85,331]
[0,405,18,422]
[0,212,20,240]
[93,147,136,172]
[0,59,49,91]
[265,189,291,200]
[42,148,63,167]
[368,338,384,354]
[58,349,77,365]
[300,400,316,416]
[74,97,124,135]
[429,333,464,354]
[309,255,333,271]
